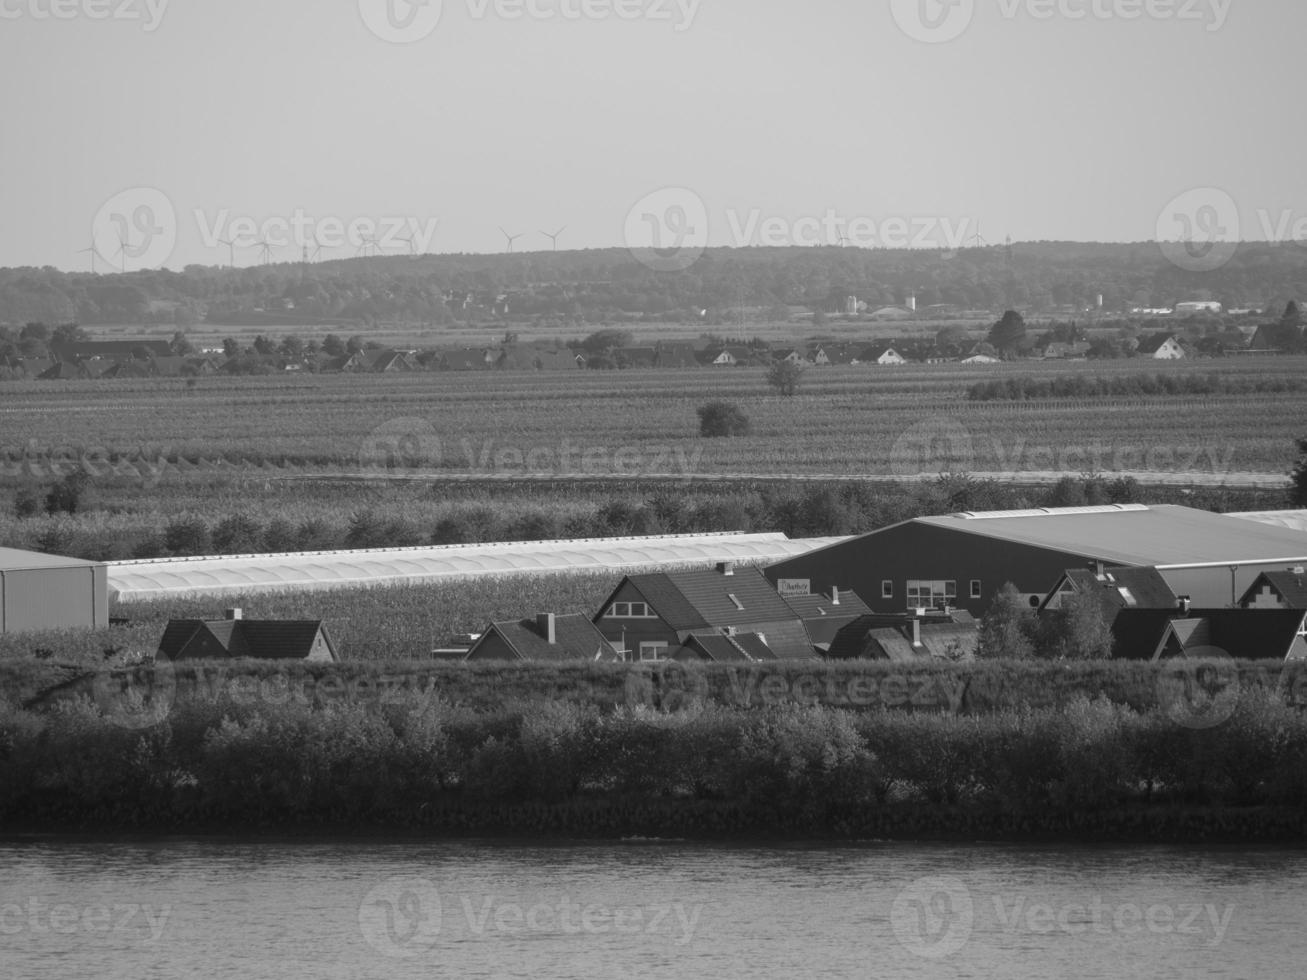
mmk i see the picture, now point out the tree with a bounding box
[580,328,633,354]
[170,331,195,356]
[1282,301,1303,331]
[44,472,88,516]
[976,582,1038,660]
[164,516,211,556]
[322,334,346,357]
[697,401,751,438]
[346,335,366,355]
[987,310,1027,356]
[1293,437,1307,506]
[1036,593,1115,660]
[212,514,265,555]
[222,337,240,358]
[767,360,805,396]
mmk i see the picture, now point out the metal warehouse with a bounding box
[765,504,1307,615]
[0,547,109,634]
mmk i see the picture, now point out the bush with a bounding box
[45,472,89,516]
[212,514,265,555]
[13,488,41,519]
[164,516,211,556]
[697,401,751,438]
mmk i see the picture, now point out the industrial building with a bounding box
[0,547,109,634]
[765,505,1307,615]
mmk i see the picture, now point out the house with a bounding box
[1240,569,1307,609]
[55,340,172,362]
[593,563,816,661]
[157,612,338,662]
[780,588,874,647]
[1175,301,1223,316]
[358,349,418,373]
[1135,334,1186,360]
[772,348,813,367]
[533,349,582,371]
[961,354,1001,365]
[857,346,907,366]
[654,343,700,369]
[615,347,658,369]
[38,360,89,381]
[766,505,1307,616]
[1043,342,1091,360]
[828,613,978,662]
[465,612,620,662]
[697,346,761,367]
[1039,566,1180,616]
[1113,608,1307,661]
[439,348,499,371]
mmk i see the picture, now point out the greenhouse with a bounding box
[107,532,849,602]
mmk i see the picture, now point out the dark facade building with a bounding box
[766,505,1307,617]
[158,611,338,662]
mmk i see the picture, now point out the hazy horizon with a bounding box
[3,0,1304,272]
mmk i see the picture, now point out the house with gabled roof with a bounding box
[856,346,908,366]
[1240,569,1307,609]
[465,612,620,662]
[1113,608,1307,661]
[1136,334,1186,360]
[675,631,779,663]
[439,348,499,371]
[780,588,873,647]
[654,343,700,369]
[593,563,816,661]
[357,349,418,373]
[828,614,978,662]
[616,347,658,369]
[158,613,338,662]
[1039,566,1180,616]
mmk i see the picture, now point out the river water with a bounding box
[1,839,1302,979]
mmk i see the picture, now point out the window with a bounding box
[970,580,982,600]
[727,593,744,611]
[608,601,654,618]
[907,580,958,610]
[639,642,669,662]
[882,580,894,599]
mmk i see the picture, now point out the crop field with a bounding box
[1,357,1302,481]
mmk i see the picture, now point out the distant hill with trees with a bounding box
[4,240,1307,329]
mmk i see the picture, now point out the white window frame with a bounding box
[882,580,894,599]
[608,601,655,619]
[639,641,669,662]
[907,580,958,610]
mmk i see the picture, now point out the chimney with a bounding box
[225,608,243,621]
[1177,596,1192,615]
[907,294,917,312]
[911,618,922,647]
[537,613,557,645]
[717,562,735,577]
[831,587,840,606]
[1091,561,1106,581]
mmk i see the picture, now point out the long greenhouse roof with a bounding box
[107,533,852,602]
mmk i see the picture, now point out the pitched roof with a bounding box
[157,619,336,661]
[781,590,874,644]
[1113,608,1307,661]
[475,614,618,662]
[1136,333,1180,355]
[0,547,102,571]
[828,614,977,661]
[1241,570,1307,609]
[1043,566,1179,613]
[621,567,800,630]
[681,632,754,662]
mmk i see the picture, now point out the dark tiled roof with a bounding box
[632,567,799,629]
[1049,567,1179,613]
[158,619,335,661]
[1113,608,1307,661]
[782,591,874,645]
[680,633,752,662]
[483,614,618,662]
[828,615,975,661]
[1135,333,1178,355]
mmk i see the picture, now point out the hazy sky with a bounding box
[1,0,1302,270]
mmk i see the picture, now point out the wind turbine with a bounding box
[399,235,419,256]
[499,227,523,253]
[254,239,275,265]
[218,238,238,269]
[114,233,130,273]
[540,225,566,251]
[356,235,383,258]
[969,221,988,249]
[78,237,107,273]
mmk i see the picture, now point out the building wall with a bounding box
[766,522,1098,617]
[593,581,685,659]
[0,564,108,634]
[466,630,521,661]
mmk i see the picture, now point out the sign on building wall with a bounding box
[776,579,812,597]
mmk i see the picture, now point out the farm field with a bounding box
[1,358,1302,480]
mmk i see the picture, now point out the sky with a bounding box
[1,0,1303,271]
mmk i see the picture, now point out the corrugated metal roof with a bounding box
[108,533,851,602]
[0,547,101,571]
[919,505,1307,567]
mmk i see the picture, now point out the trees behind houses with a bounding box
[977,581,1114,661]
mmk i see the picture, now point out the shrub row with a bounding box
[968,372,1307,402]
[6,693,1307,837]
